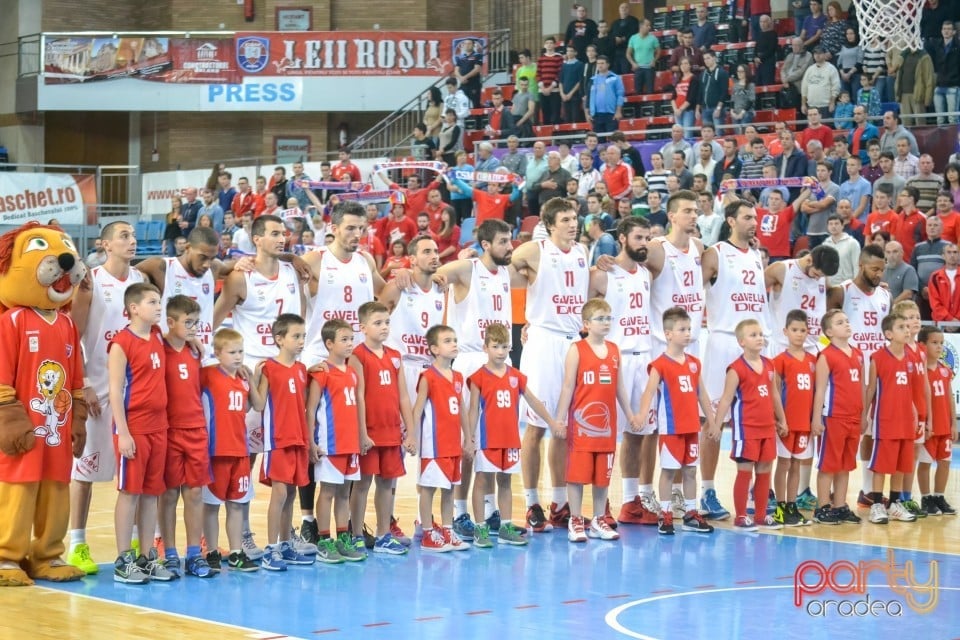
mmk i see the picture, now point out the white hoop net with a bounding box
[853,0,924,51]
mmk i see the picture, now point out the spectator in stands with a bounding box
[574,150,602,196]
[805,140,831,175]
[438,109,463,166]
[627,19,659,96]
[413,123,438,159]
[515,50,539,117]
[436,208,461,262]
[580,44,599,103]
[927,20,960,126]
[802,161,840,248]
[730,64,756,134]
[659,124,694,168]
[557,142,579,175]
[86,238,106,268]
[714,138,743,188]
[838,156,872,222]
[564,4,598,62]
[221,212,239,236]
[691,5,717,51]
[260,192,280,220]
[560,46,585,123]
[566,178,588,216]
[252,176,268,214]
[801,46,840,120]
[860,139,883,184]
[878,112,918,156]
[776,129,808,185]
[379,197,419,249]
[473,142,501,187]
[671,57,700,138]
[500,135,528,179]
[945,164,960,210]
[824,214,860,284]
[163,195,183,257]
[670,151,694,190]
[873,151,905,197]
[645,152,671,196]
[697,191,723,245]
[664,174,682,199]
[820,2,848,61]
[509,77,536,142]
[594,20,616,62]
[913,216,948,315]
[269,166,288,206]
[332,149,362,182]
[443,77,472,128]
[907,155,944,213]
[216,172,236,215]
[532,150,573,208]
[449,171,522,225]
[602,145,635,199]
[583,55,625,136]
[920,0,956,42]
[836,27,863,100]
[783,38,813,100]
[230,177,256,218]
[693,146,717,189]
[669,29,703,75]
[198,189,224,232]
[754,16,779,87]
[645,189,668,227]
[583,213,617,265]
[537,37,564,125]
[424,86,444,142]
[846,106,879,164]
[933,191,960,243]
[483,89,514,143]
[830,136,853,184]
[836,196,864,243]
[381,239,411,281]
[927,243,960,321]
[758,163,788,208]
[447,151,474,222]
[611,2,640,75]
[523,141,549,216]
[179,187,202,235]
[609,131,645,172]
[286,162,311,211]
[455,38,484,108]
[834,90,853,128]
[893,138,920,180]
[800,0,826,49]
[799,106,835,155]
[697,50,729,131]
[895,188,928,262]
[864,183,898,237]
[629,177,649,217]
[173,236,187,257]
[741,138,772,181]
[894,46,934,127]
[231,212,255,254]
[582,131,603,168]
[760,189,807,261]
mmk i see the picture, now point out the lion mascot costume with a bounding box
[0,221,88,586]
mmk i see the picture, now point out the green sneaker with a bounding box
[902,499,927,519]
[772,502,787,525]
[315,538,344,564]
[335,533,367,562]
[68,543,99,575]
[497,523,528,546]
[473,524,493,548]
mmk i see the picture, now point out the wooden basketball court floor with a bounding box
[2,431,957,640]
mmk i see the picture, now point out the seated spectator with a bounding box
[882,240,919,304]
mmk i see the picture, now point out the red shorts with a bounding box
[566,449,615,487]
[418,456,462,489]
[260,445,310,487]
[116,431,167,496]
[817,417,859,473]
[475,447,521,474]
[164,427,210,489]
[777,431,814,459]
[869,438,915,475]
[923,435,953,462]
[731,435,776,464]
[208,455,252,502]
[658,433,699,470]
[359,445,406,479]
[315,453,361,484]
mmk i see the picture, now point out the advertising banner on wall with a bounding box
[0,174,97,225]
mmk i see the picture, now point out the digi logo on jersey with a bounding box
[852,332,886,355]
[552,294,584,316]
[619,315,650,336]
[731,291,766,313]
[322,309,360,332]
[401,333,430,357]
[671,292,703,313]
[256,322,276,346]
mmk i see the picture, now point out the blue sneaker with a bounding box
[485,510,501,536]
[279,540,314,565]
[700,488,730,521]
[184,554,213,578]
[452,513,476,541]
[373,532,408,555]
[260,545,287,572]
[796,487,818,511]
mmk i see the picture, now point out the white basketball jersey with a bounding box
[161,257,215,352]
[769,260,825,354]
[525,239,589,335]
[232,262,301,361]
[304,248,374,360]
[386,283,446,365]
[842,280,891,361]
[446,258,512,354]
[81,266,145,393]
[705,241,769,335]
[650,236,704,343]
[606,264,652,353]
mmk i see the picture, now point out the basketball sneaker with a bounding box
[733,516,758,532]
[420,527,451,553]
[241,530,264,561]
[773,502,788,526]
[549,502,572,529]
[588,516,620,540]
[671,488,686,517]
[813,505,840,524]
[887,501,917,522]
[145,549,177,582]
[390,517,412,546]
[335,533,367,562]
[922,495,942,516]
[498,523,528,546]
[226,550,258,572]
[567,515,587,543]
[361,524,377,549]
[473,524,494,549]
[300,519,319,546]
[857,490,874,509]
[162,554,181,579]
[485,510,501,536]
[260,545,287,571]
[935,495,957,515]
[617,497,659,525]
[785,502,810,526]
[441,526,470,551]
[290,528,319,556]
[758,515,783,530]
[205,549,222,573]
[658,512,675,536]
[184,554,213,578]
[113,550,148,584]
[601,500,618,530]
[639,493,659,516]
[526,503,553,532]
[700,489,731,520]
[315,538,344,564]
[796,487,818,511]
[68,543,99,575]
[681,510,714,533]
[452,513,476,541]
[373,533,408,555]
[869,503,889,524]
[901,499,926,519]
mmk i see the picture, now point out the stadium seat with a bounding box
[520,215,540,235]
[459,216,477,246]
[135,221,149,244]
[792,235,809,257]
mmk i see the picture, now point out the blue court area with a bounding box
[47,528,957,639]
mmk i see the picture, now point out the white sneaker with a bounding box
[887,501,917,522]
[241,530,264,560]
[758,515,783,530]
[639,493,659,516]
[290,528,318,556]
[869,503,889,524]
[588,516,620,540]
[671,489,686,517]
[567,516,587,543]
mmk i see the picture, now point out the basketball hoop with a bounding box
[852,0,924,51]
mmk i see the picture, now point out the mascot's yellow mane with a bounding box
[0,221,86,314]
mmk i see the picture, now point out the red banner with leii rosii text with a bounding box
[234,31,487,77]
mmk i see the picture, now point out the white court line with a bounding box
[776,530,960,558]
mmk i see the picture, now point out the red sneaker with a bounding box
[549,502,571,529]
[421,527,451,553]
[390,517,411,546]
[525,503,553,533]
[617,497,660,525]
[602,499,619,530]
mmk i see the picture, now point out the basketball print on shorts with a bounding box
[574,401,612,439]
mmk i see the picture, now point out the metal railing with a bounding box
[347,29,512,159]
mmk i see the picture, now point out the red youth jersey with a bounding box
[109,326,168,434]
[870,347,916,439]
[569,340,620,453]
[468,365,526,450]
[819,344,865,419]
[418,366,464,458]
[261,358,308,450]
[352,343,403,446]
[907,343,928,423]
[309,366,361,456]
[774,350,817,433]
[201,366,250,457]
[648,353,702,435]
[163,339,204,428]
[728,356,776,438]
[927,361,953,436]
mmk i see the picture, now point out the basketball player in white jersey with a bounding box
[511,197,589,532]
[824,244,890,509]
[436,219,517,537]
[700,199,769,520]
[67,221,144,573]
[587,217,655,526]
[765,245,840,355]
[212,214,306,562]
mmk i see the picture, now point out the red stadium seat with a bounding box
[520,215,540,235]
[792,235,809,257]
[621,74,635,95]
[654,70,674,92]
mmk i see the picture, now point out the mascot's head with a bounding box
[0,222,87,312]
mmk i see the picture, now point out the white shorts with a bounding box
[71,392,117,482]
[618,352,655,435]
[402,360,430,406]
[776,432,815,460]
[418,458,461,489]
[704,331,743,419]
[520,326,577,429]
[454,350,489,429]
[474,448,521,474]
[314,454,361,484]
[244,356,266,454]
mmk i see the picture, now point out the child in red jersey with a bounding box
[772,310,817,527]
[108,282,171,583]
[349,301,416,555]
[555,299,642,544]
[307,319,374,564]
[158,295,211,578]
[201,328,264,572]
[253,314,314,570]
[893,300,931,520]
[636,307,715,536]
[811,309,864,525]
[864,313,920,524]
[412,324,471,553]
[708,318,788,532]
[466,322,560,548]
[916,327,958,516]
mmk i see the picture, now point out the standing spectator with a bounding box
[268,165,288,205]
[836,27,863,100]
[798,106,834,152]
[835,197,864,245]
[805,140,832,176]
[741,138,773,180]
[823,214,861,285]
[926,20,960,125]
[671,57,700,138]
[697,51,729,131]
[893,138,920,180]
[500,136,528,179]
[198,188,224,232]
[860,140,883,185]
[583,214,617,265]
[537,37,564,125]
[524,141,549,217]
[846,106,879,164]
[560,46,585,123]
[691,5,717,51]
[443,77,471,128]
[873,151,905,198]
[861,36,890,101]
[729,64,756,133]
[585,55,624,135]
[252,175,268,214]
[423,86,444,141]
[447,151,474,223]
[895,188,928,262]
[801,162,840,248]
[782,38,813,99]
[791,0,812,36]
[163,196,183,257]
[483,90,515,143]
[669,151,694,190]
[913,216,949,316]
[748,0,771,40]
[610,131,645,173]
[574,150,602,196]
[933,191,960,244]
[557,142,579,175]
[509,77,536,141]
[830,136,852,185]
[627,19,659,96]
[286,162,311,211]
[801,46,841,120]
[878,111,919,156]
[230,176,256,218]
[216,172,236,215]
[221,211,239,236]
[454,38,484,108]
[413,122,439,159]
[800,0,827,48]
[331,149,361,182]
[593,20,616,61]
[906,155,944,213]
[435,208,461,263]
[754,16,779,87]
[921,0,953,42]
[693,144,717,189]
[530,151,572,207]
[894,46,935,127]
[610,2,639,75]
[644,152,671,196]
[473,142,501,189]
[776,129,808,184]
[668,29,703,75]
[820,2,848,61]
[659,125,694,168]
[945,164,960,210]
[179,187,202,235]
[713,138,743,187]
[602,145,635,199]
[437,109,462,166]
[838,156,872,222]
[927,243,960,321]
[564,4,598,63]
[580,45,598,108]
[515,50,539,122]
